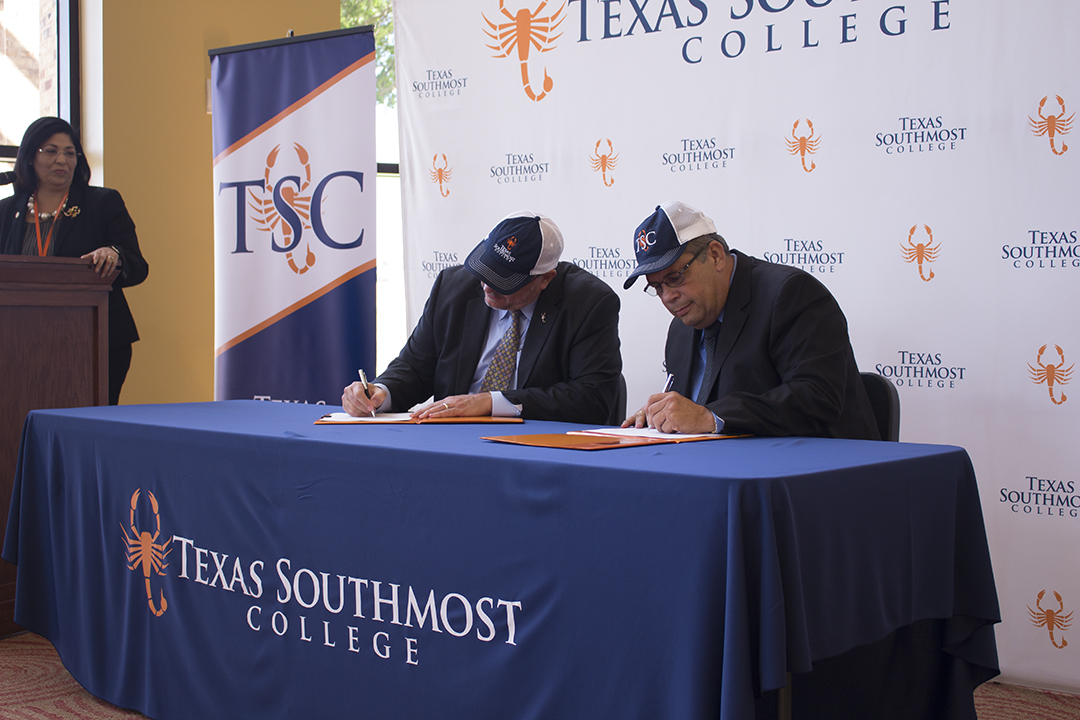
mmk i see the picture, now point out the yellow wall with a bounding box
[94,0,339,403]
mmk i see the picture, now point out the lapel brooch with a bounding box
[63,206,81,218]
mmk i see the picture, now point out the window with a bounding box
[1,0,77,197]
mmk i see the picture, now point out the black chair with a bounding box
[860,372,900,441]
[0,171,16,186]
[608,373,627,426]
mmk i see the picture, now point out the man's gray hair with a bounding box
[684,233,729,258]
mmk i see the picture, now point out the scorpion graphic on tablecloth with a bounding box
[483,1,565,102]
[121,489,173,616]
[1028,590,1072,649]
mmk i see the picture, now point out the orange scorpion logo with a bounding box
[483,1,565,102]
[251,143,316,275]
[1029,95,1074,156]
[589,139,618,187]
[430,153,453,197]
[785,119,820,173]
[1029,345,1074,405]
[121,489,173,617]
[1028,590,1072,649]
[900,224,940,282]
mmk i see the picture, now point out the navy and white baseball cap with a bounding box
[465,211,563,294]
[624,201,717,289]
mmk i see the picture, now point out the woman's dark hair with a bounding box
[13,116,92,194]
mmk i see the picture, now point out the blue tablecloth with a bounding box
[3,401,999,719]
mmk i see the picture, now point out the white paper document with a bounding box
[318,412,415,423]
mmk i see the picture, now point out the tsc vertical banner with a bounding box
[210,27,376,403]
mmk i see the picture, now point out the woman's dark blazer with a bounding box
[0,184,148,346]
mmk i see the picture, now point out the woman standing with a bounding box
[0,117,148,405]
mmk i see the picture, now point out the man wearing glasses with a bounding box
[622,201,879,439]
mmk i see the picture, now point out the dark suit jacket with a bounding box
[665,250,879,439]
[377,262,622,424]
[0,184,148,346]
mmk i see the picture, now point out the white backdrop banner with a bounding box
[396,0,1078,692]
[210,28,377,404]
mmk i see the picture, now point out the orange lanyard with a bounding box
[33,191,69,257]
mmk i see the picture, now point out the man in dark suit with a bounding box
[622,201,878,439]
[342,211,622,424]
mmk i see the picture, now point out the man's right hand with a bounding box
[622,392,716,434]
[342,381,387,417]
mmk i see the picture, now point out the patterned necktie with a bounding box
[480,309,523,393]
[695,322,721,405]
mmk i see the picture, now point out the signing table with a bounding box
[3,401,999,720]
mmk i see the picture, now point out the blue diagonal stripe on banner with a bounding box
[210,28,375,158]
[216,271,376,404]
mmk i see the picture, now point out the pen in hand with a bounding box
[648,374,676,428]
[358,369,375,417]
[624,374,677,429]
[639,374,675,429]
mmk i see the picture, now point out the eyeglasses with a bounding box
[643,246,707,296]
[38,147,80,162]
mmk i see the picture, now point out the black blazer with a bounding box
[0,185,148,345]
[376,262,622,425]
[665,250,879,439]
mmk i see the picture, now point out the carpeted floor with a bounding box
[974,681,1080,720]
[0,633,144,719]
[1,632,1078,720]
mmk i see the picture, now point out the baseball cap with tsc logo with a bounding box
[624,201,717,289]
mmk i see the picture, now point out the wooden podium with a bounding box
[0,256,113,637]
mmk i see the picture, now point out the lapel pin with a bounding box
[541,312,547,323]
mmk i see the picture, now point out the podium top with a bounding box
[0,255,116,288]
